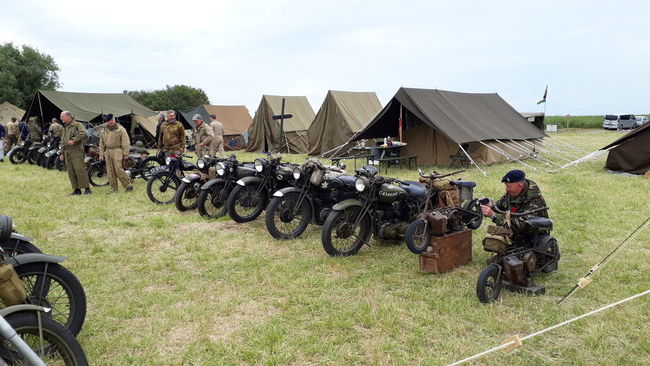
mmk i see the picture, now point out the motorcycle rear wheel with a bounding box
[321,207,371,256]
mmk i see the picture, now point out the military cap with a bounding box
[192,114,203,121]
[103,113,114,122]
[28,116,36,122]
[501,169,526,183]
[134,141,144,148]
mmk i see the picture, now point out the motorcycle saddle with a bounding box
[452,180,476,188]
[361,165,378,176]
[526,216,553,229]
[401,181,427,198]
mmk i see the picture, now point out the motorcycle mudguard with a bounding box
[4,253,67,267]
[201,178,227,190]
[181,173,201,184]
[272,186,301,197]
[331,198,362,211]
[10,232,33,243]
[236,176,261,187]
[0,304,50,317]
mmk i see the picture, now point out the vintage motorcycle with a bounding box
[146,154,198,205]
[8,140,34,165]
[476,205,560,303]
[40,136,62,169]
[124,154,164,182]
[226,154,298,223]
[174,156,220,211]
[320,166,427,256]
[196,155,257,219]
[404,170,484,254]
[264,159,359,240]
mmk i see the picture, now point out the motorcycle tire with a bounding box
[1,239,42,257]
[46,154,57,169]
[535,236,560,273]
[3,311,89,366]
[265,192,312,240]
[174,181,201,211]
[9,148,27,165]
[27,150,39,165]
[140,157,164,181]
[476,264,502,303]
[88,164,109,187]
[463,200,484,230]
[37,154,47,168]
[321,207,371,257]
[55,157,67,172]
[146,171,180,205]
[405,219,431,254]
[197,182,229,219]
[226,183,268,223]
[12,262,87,336]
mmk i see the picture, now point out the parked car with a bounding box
[635,116,649,127]
[602,114,637,130]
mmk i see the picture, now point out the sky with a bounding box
[2,0,649,116]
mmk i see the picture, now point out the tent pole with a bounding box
[458,143,487,177]
[37,93,44,125]
[479,141,537,171]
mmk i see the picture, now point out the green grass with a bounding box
[1,129,649,365]
[545,116,603,129]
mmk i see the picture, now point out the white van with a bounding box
[602,114,637,130]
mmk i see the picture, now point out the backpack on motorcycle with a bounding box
[0,264,27,306]
[482,225,513,255]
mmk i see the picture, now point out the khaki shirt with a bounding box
[210,120,224,137]
[194,122,214,147]
[28,122,42,142]
[61,120,88,153]
[99,124,131,157]
[49,123,64,138]
[6,121,19,136]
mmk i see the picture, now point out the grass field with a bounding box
[545,114,650,129]
[1,129,648,365]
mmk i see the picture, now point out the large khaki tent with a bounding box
[602,122,650,174]
[0,102,25,126]
[350,88,545,166]
[246,95,315,153]
[23,90,158,145]
[308,90,382,156]
[178,105,253,150]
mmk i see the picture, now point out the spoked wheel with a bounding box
[536,236,560,273]
[140,157,163,180]
[197,182,229,219]
[88,164,109,187]
[476,264,503,303]
[12,262,87,336]
[2,311,89,365]
[321,207,371,256]
[265,192,312,240]
[146,172,180,205]
[174,181,202,211]
[9,148,27,164]
[405,219,431,254]
[463,200,484,230]
[27,150,39,165]
[226,184,267,223]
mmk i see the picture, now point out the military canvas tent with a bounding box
[521,112,545,131]
[22,90,159,146]
[177,105,253,150]
[349,87,546,166]
[308,90,382,156]
[0,102,25,126]
[602,122,650,174]
[246,95,315,154]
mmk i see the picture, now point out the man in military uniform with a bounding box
[60,111,91,195]
[157,110,185,157]
[99,114,133,193]
[480,169,548,240]
[27,116,43,143]
[48,118,64,139]
[209,114,225,158]
[192,114,214,157]
[5,117,20,152]
[0,122,5,161]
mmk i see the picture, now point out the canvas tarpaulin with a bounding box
[179,105,253,150]
[602,122,650,174]
[246,95,315,153]
[0,101,25,126]
[308,90,381,156]
[351,87,545,166]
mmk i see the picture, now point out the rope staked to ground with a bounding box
[446,289,650,366]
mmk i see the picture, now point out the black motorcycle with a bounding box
[196,155,257,219]
[146,154,198,205]
[40,136,61,169]
[321,166,427,256]
[265,159,358,240]
[226,155,298,223]
[8,140,34,165]
[124,154,164,182]
[174,156,220,211]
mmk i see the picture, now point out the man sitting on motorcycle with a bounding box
[480,169,549,242]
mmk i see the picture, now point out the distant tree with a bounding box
[0,43,61,109]
[125,85,210,111]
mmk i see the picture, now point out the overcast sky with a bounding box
[3,0,649,116]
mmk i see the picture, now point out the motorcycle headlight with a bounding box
[165,157,171,165]
[254,159,264,172]
[216,162,226,176]
[197,159,206,169]
[293,167,302,180]
[355,177,367,192]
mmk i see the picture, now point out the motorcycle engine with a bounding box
[378,221,410,240]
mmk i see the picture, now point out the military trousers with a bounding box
[105,149,132,191]
[64,148,89,190]
[5,135,18,152]
[211,136,224,157]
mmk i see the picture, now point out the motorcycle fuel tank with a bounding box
[378,183,407,203]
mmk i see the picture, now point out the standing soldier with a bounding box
[157,110,185,157]
[192,114,214,157]
[49,118,64,139]
[5,117,20,152]
[209,114,225,158]
[99,114,133,193]
[27,116,43,143]
[60,111,91,195]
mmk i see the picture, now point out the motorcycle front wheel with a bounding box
[140,157,163,180]
[321,207,371,256]
[46,154,58,169]
[265,192,312,240]
[146,171,180,205]
[27,150,39,165]
[88,164,109,187]
[174,181,202,211]
[405,219,431,254]
[2,311,89,365]
[226,183,268,223]
[9,148,27,165]
[1,239,42,257]
[476,264,502,303]
[197,182,229,219]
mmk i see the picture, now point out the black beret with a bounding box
[501,169,526,183]
[103,113,114,122]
